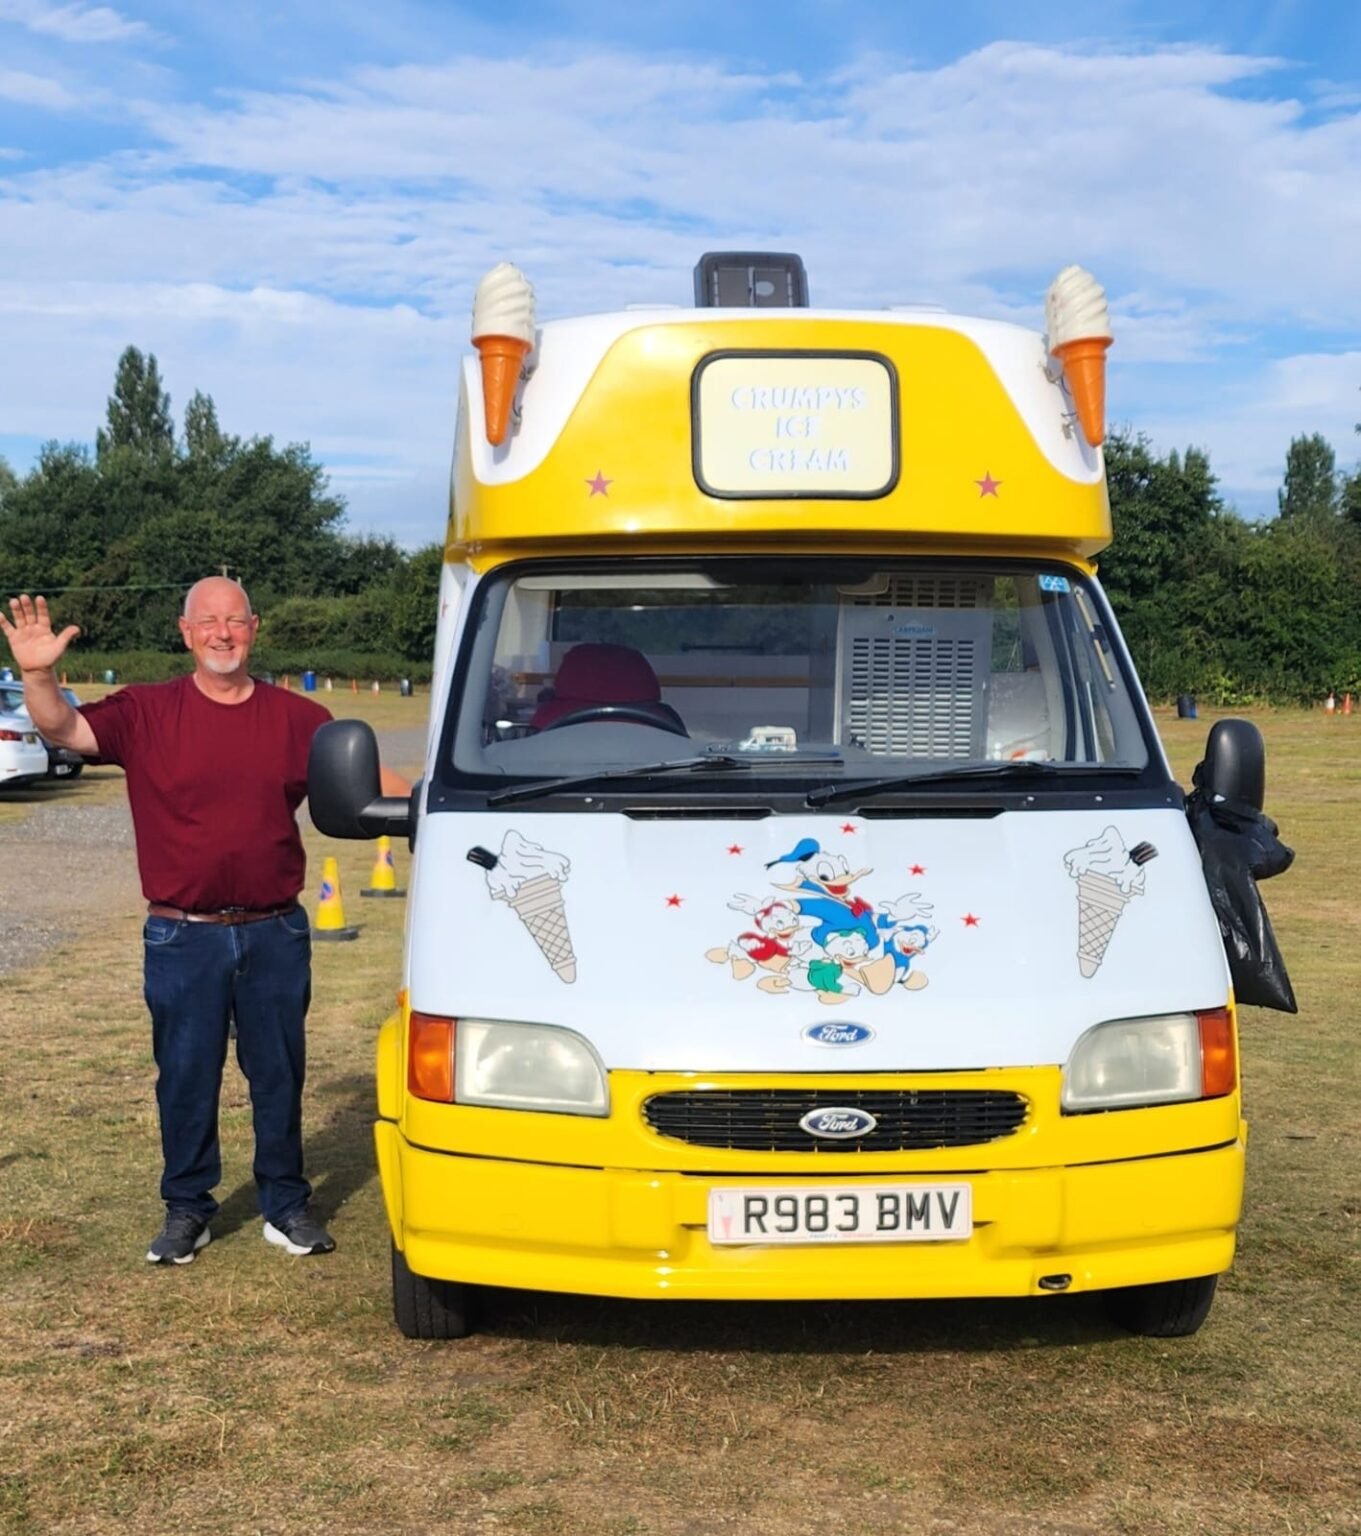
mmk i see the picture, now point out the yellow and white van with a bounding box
[311,252,1256,1340]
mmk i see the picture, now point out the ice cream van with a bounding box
[310,251,1266,1340]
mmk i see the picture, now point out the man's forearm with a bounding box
[21,665,82,744]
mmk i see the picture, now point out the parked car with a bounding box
[0,686,49,788]
[0,683,85,782]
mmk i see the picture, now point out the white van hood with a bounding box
[405,807,1228,1072]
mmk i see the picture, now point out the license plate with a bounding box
[23,733,37,744]
[708,1183,972,1245]
[53,762,72,775]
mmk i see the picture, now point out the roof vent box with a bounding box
[694,251,809,309]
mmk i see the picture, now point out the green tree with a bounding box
[96,347,174,459]
[182,389,231,464]
[1277,433,1338,522]
[387,543,443,661]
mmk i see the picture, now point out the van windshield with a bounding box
[447,559,1154,789]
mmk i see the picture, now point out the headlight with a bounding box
[1062,1012,1206,1112]
[455,1019,609,1116]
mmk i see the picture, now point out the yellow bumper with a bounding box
[375,1120,1242,1302]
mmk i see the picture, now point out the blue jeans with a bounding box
[143,906,314,1226]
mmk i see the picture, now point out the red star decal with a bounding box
[726,844,744,856]
[962,913,980,927]
[586,470,612,496]
[975,472,1002,497]
[665,893,684,908]
[840,822,857,835]
[910,864,926,876]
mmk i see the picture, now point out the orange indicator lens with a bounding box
[408,1012,455,1102]
[1197,1007,1236,1099]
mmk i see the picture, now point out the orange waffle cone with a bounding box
[475,334,531,445]
[1054,336,1112,447]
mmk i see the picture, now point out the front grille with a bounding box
[642,1088,1028,1153]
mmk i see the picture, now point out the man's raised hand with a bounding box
[0,595,82,674]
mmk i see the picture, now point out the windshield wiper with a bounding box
[487,754,753,806]
[806,761,1142,807]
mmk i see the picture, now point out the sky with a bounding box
[1,0,1359,547]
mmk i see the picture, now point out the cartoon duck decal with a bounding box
[707,838,939,1006]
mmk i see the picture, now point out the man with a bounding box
[1,581,404,1265]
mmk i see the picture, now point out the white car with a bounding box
[0,685,49,787]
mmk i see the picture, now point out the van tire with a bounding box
[391,1241,474,1339]
[1104,1274,1218,1337]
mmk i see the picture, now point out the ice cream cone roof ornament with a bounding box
[472,262,537,446]
[1045,265,1113,448]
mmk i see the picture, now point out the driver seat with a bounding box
[531,643,685,732]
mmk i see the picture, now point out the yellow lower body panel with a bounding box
[376,1120,1242,1302]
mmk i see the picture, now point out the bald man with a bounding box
[2,581,399,1266]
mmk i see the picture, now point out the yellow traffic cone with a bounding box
[312,855,359,941]
[361,835,407,898]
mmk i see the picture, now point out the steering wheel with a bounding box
[540,704,688,737]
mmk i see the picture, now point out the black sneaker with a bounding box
[146,1210,212,1265]
[263,1207,336,1256]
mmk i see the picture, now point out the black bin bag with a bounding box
[1185,764,1297,1013]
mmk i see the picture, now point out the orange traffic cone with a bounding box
[312,855,359,941]
[350,678,358,694]
[361,835,407,898]
[1344,693,1354,716]
[60,672,67,686]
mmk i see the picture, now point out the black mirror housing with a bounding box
[1198,718,1266,812]
[308,719,411,839]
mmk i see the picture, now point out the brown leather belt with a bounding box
[147,902,299,926]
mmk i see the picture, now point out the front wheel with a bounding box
[391,1241,476,1339]
[1104,1274,1219,1337]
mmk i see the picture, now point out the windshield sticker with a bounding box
[1038,573,1071,593]
[1062,827,1159,977]
[706,838,939,1006]
[468,832,578,984]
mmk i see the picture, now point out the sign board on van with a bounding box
[693,351,898,500]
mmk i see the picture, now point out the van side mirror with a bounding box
[308,719,412,839]
[1197,719,1266,811]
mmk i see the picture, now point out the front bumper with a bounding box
[376,1120,1243,1302]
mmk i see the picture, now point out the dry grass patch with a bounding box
[1,705,1359,1534]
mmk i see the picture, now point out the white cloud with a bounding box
[1,41,1359,539]
[1135,350,1361,513]
[0,0,150,43]
[0,66,78,107]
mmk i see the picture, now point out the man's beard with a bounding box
[200,649,244,676]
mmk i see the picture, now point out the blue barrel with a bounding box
[302,670,317,692]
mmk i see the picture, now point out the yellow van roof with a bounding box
[448,309,1110,559]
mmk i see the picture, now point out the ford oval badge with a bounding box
[799,1106,878,1140]
[803,1021,875,1048]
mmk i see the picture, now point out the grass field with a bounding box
[1,700,1358,1535]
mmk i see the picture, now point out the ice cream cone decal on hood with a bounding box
[472,262,537,446]
[1045,265,1113,448]
[1063,826,1157,977]
[469,831,577,982]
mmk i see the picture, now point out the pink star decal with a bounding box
[962,913,980,927]
[840,822,857,835]
[910,864,926,876]
[975,472,1002,498]
[586,470,612,497]
[665,893,684,908]
[726,844,744,856]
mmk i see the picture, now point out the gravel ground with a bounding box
[0,724,422,979]
[0,795,139,976]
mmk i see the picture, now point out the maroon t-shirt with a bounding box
[82,675,332,910]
